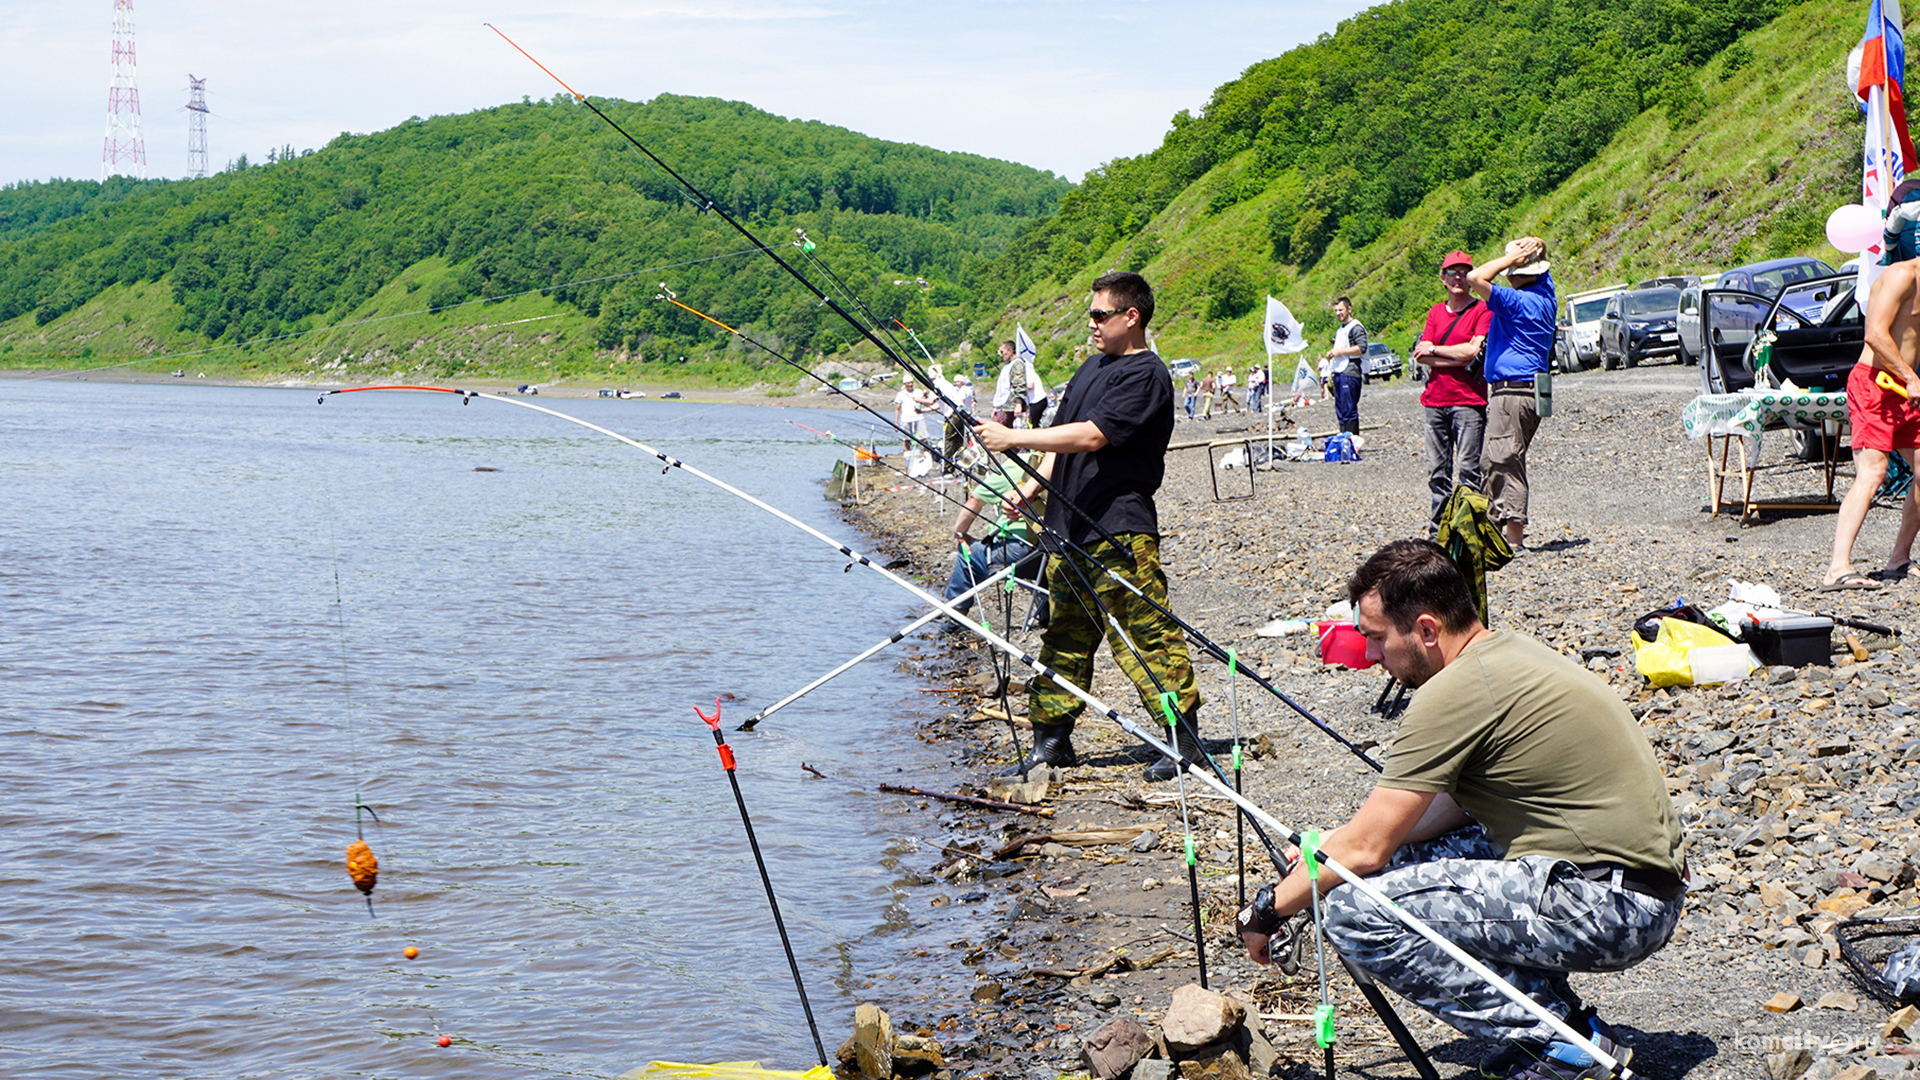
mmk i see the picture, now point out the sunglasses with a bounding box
[1087,307,1129,323]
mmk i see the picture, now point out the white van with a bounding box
[1557,283,1628,371]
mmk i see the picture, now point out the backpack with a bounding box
[1324,433,1360,463]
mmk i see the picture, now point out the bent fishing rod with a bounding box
[318,386,1625,1077]
[318,383,1283,858]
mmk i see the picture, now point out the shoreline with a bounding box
[0,365,896,412]
[830,365,1919,1078]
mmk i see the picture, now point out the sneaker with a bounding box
[1490,1015,1630,1079]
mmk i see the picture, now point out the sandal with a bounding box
[1818,572,1884,591]
[1870,560,1913,582]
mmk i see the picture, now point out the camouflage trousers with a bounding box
[1322,827,1682,1043]
[1031,533,1201,730]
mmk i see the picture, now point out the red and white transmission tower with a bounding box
[186,75,209,179]
[103,0,147,180]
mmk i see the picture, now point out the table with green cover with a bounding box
[1680,389,1849,519]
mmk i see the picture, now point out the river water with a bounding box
[0,380,980,1078]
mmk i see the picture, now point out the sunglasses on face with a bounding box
[1087,307,1129,323]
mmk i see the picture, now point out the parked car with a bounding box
[1596,286,1683,368]
[1169,357,1200,379]
[1556,284,1628,371]
[1633,274,1704,291]
[1362,341,1403,381]
[1679,256,1837,365]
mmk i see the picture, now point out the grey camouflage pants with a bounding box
[1322,827,1682,1043]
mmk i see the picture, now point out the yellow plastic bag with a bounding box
[1632,617,1735,688]
[625,1064,834,1080]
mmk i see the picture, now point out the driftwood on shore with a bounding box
[1029,944,1182,982]
[878,783,1054,817]
[994,824,1151,860]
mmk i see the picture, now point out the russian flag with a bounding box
[1858,0,1915,210]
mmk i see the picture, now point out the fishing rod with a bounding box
[488,29,1385,780]
[738,561,1022,731]
[320,385,1631,1078]
[652,283,1379,776]
[695,699,828,1068]
[750,248,1385,773]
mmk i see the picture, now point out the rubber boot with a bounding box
[1143,709,1205,782]
[998,723,1076,777]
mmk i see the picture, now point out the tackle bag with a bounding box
[1631,607,1738,688]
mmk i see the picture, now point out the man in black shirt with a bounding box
[975,271,1202,781]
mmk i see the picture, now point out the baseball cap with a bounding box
[1441,250,1474,270]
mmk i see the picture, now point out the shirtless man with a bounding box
[1820,260,1920,590]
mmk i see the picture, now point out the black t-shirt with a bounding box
[1044,349,1175,544]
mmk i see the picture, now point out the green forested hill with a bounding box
[978,0,1878,370]
[0,94,1068,381]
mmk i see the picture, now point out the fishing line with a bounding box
[487,29,1382,775]
[321,385,1633,1078]
[322,492,383,917]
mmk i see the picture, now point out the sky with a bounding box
[2,0,1375,188]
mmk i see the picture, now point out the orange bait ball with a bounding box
[438,1036,452,1048]
[403,946,418,960]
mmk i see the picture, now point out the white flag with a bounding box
[1014,324,1038,365]
[1291,358,1321,394]
[1264,296,1306,355]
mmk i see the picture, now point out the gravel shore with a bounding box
[836,364,1920,1080]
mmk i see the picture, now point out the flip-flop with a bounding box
[1818,573,1884,591]
[1870,561,1913,582]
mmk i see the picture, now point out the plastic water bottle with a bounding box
[1534,364,1554,418]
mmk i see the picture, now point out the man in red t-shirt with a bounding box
[1411,250,1493,533]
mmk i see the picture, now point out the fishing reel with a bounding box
[1237,883,1310,976]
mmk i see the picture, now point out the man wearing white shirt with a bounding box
[1323,296,1368,435]
[993,341,1048,428]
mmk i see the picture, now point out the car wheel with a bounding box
[1624,349,1640,369]
[1677,338,1696,367]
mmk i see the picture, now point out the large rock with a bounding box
[1768,1046,1814,1080]
[1082,1016,1154,1080]
[852,1003,893,1079]
[892,1033,943,1078]
[1162,983,1248,1053]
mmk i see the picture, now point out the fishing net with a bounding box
[625,1063,833,1080]
[1835,915,1920,1006]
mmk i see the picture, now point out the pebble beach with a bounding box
[832,364,1920,1079]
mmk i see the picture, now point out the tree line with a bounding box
[0,93,1070,364]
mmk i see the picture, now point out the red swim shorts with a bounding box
[1848,362,1920,451]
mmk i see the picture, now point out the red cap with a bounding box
[1441,250,1474,270]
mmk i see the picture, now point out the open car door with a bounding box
[1759,276,1864,393]
[1696,288,1773,395]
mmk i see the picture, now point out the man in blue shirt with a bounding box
[1468,238,1556,550]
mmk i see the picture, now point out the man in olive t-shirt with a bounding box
[1238,541,1684,1080]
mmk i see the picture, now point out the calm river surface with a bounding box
[0,380,979,1078]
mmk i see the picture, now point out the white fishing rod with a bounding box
[738,561,1021,731]
[320,385,1630,1079]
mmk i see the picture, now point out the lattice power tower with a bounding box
[187,76,209,179]
[103,0,147,179]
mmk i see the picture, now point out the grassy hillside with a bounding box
[0,94,1069,385]
[983,0,1876,372]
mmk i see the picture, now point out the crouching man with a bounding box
[1240,540,1685,1080]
